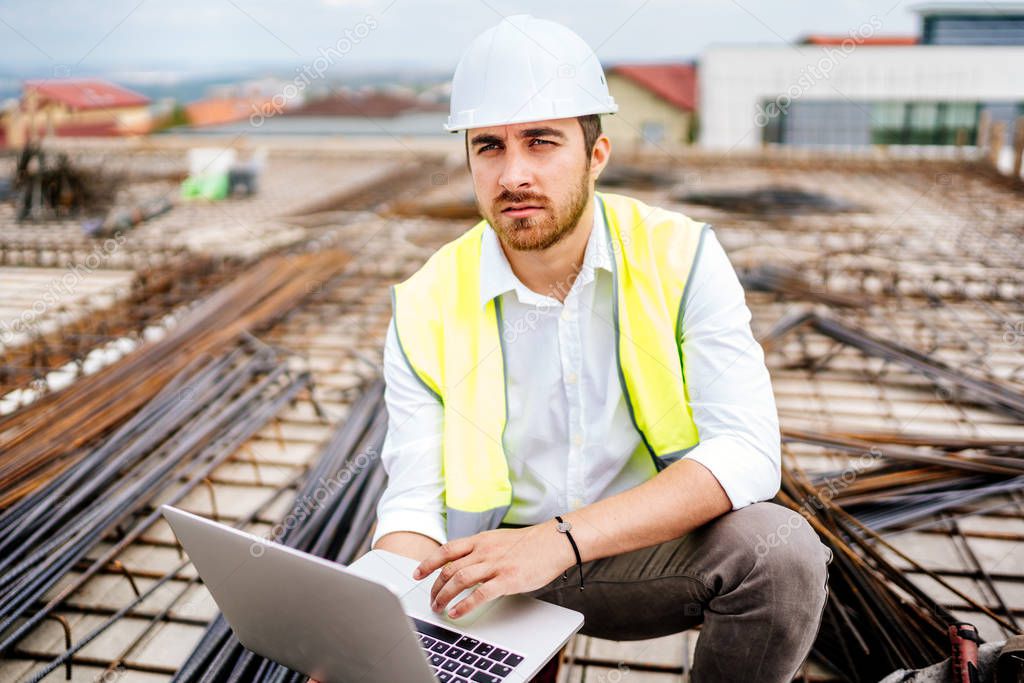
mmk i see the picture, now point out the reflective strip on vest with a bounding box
[392,191,708,540]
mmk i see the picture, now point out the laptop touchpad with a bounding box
[347,550,501,626]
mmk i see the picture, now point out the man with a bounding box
[371,14,832,683]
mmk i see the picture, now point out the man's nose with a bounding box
[498,148,532,191]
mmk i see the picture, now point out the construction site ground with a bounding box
[1,137,1022,682]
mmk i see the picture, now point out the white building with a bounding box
[699,4,1024,150]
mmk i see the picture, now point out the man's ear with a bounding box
[590,134,611,181]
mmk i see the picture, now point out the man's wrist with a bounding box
[543,517,578,574]
[553,514,585,590]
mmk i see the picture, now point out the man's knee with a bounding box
[689,505,832,681]
[745,503,831,603]
[710,502,831,600]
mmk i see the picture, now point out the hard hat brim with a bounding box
[444,105,618,134]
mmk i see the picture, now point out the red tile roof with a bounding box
[800,34,918,45]
[23,79,150,111]
[609,63,698,112]
[185,97,258,127]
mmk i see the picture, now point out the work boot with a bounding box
[996,635,1024,683]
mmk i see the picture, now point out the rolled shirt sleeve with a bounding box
[678,228,782,509]
[370,318,448,548]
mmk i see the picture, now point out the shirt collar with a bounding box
[479,196,612,308]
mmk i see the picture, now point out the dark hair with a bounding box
[464,114,603,171]
[577,114,602,162]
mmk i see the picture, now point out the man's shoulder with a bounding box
[598,191,708,256]
[598,191,706,235]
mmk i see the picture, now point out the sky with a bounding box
[0,0,930,80]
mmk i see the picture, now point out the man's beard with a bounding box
[483,167,590,252]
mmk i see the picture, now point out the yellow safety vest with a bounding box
[391,191,708,540]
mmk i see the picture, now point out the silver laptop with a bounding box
[161,505,584,683]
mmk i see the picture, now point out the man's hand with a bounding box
[412,520,575,619]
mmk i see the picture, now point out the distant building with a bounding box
[5,79,151,147]
[185,97,263,128]
[917,2,1024,45]
[185,79,300,128]
[286,88,447,118]
[699,3,1024,149]
[605,64,698,148]
[799,35,918,46]
[171,83,449,137]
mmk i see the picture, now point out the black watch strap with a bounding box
[555,515,584,590]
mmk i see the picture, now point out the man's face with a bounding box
[467,118,592,252]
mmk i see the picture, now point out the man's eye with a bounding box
[530,139,553,146]
[479,144,499,153]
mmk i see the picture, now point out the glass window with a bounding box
[909,103,940,130]
[871,102,906,144]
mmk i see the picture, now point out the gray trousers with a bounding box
[515,501,834,683]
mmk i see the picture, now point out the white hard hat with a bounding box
[445,14,618,133]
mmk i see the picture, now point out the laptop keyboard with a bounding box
[412,617,525,683]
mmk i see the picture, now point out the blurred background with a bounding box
[1,1,1023,155]
[1,2,1024,682]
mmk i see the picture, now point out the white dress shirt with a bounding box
[371,199,781,547]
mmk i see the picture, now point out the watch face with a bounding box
[557,521,572,533]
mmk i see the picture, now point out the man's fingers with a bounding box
[414,539,472,579]
[430,554,478,604]
[447,579,501,619]
[432,562,494,614]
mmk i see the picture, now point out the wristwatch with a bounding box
[554,515,584,590]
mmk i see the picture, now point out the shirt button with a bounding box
[565,372,578,385]
[572,434,583,447]
[572,497,583,509]
[560,308,572,321]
